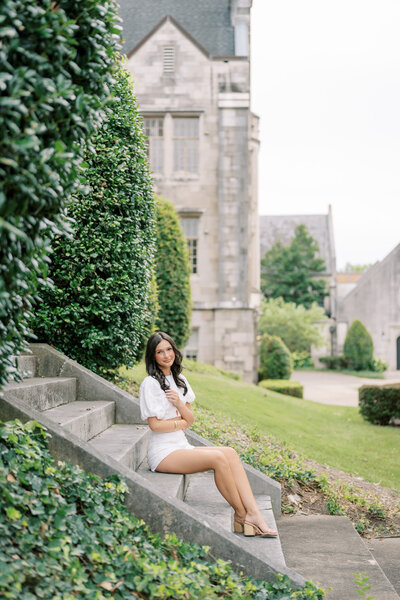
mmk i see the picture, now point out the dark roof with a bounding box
[117,0,235,57]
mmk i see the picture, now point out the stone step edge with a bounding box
[89,424,149,471]
[3,377,78,412]
[44,399,116,442]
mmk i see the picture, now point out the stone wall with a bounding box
[338,244,400,370]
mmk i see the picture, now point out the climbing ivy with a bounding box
[0,0,121,388]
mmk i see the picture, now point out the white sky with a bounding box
[251,0,400,270]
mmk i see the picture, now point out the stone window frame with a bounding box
[179,208,204,276]
[143,115,164,174]
[184,327,199,361]
[141,111,203,180]
[172,116,199,175]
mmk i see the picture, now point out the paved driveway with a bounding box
[293,370,400,407]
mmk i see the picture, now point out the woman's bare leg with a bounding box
[156,448,247,520]
[195,446,277,535]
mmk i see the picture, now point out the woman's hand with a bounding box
[165,389,181,407]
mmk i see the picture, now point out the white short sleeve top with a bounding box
[139,373,195,421]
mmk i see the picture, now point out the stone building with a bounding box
[338,244,400,370]
[117,1,261,381]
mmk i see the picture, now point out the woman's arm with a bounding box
[147,416,189,433]
[165,390,195,426]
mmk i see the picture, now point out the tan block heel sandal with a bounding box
[243,521,278,537]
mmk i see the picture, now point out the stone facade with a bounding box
[338,244,400,370]
[118,1,261,381]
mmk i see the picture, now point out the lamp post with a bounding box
[329,325,337,357]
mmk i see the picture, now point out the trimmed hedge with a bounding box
[318,355,348,370]
[259,379,304,398]
[259,334,292,381]
[154,196,192,347]
[0,418,324,599]
[359,383,400,425]
[291,351,314,369]
[343,319,373,370]
[0,0,121,387]
[30,60,155,376]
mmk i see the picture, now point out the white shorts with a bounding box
[147,430,195,471]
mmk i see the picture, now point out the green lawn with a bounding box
[120,362,400,491]
[297,367,385,379]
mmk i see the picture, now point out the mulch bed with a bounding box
[281,457,400,538]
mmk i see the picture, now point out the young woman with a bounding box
[139,331,278,538]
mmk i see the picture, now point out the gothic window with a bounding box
[181,216,199,274]
[144,118,164,173]
[173,117,199,174]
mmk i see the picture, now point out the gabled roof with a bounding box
[259,213,335,276]
[126,15,210,59]
[117,0,235,58]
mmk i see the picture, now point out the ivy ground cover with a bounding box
[0,419,324,599]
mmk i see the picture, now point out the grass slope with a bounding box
[120,362,400,491]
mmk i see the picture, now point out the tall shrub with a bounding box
[154,196,192,347]
[0,0,121,387]
[343,319,373,371]
[258,297,327,353]
[30,61,155,375]
[259,334,292,381]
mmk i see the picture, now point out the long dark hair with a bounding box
[145,332,188,395]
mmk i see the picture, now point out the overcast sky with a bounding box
[251,0,400,270]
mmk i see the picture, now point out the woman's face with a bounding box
[155,339,175,373]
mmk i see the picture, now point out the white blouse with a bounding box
[139,373,196,421]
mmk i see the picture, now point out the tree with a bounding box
[259,334,292,381]
[343,319,374,370]
[0,0,120,388]
[154,196,192,347]
[344,262,372,273]
[258,297,327,353]
[261,224,328,308]
[30,60,156,376]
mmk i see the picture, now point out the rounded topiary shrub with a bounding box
[259,334,292,381]
[154,196,192,348]
[343,319,373,371]
[359,384,400,425]
[30,61,156,376]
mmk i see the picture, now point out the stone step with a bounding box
[89,424,149,471]
[367,537,400,596]
[184,471,285,566]
[11,355,39,379]
[136,457,187,500]
[3,377,77,411]
[44,400,115,442]
[277,515,400,600]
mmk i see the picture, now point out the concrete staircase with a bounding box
[3,345,399,598]
[1,344,302,587]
